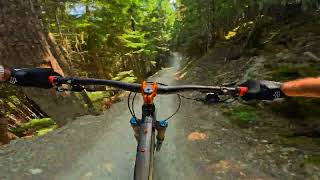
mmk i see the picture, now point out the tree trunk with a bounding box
[0,117,9,145]
[0,0,89,126]
[85,4,106,78]
[0,0,64,75]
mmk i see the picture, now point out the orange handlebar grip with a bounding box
[239,87,248,96]
[48,76,56,84]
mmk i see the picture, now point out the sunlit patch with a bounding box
[211,160,232,170]
[225,31,237,40]
[187,131,208,141]
[28,168,43,175]
[104,162,113,172]
[174,59,194,80]
[206,160,246,176]
[175,72,188,80]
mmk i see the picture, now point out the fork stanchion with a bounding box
[155,120,168,151]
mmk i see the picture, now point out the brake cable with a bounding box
[127,82,182,121]
[179,93,237,104]
[132,92,137,117]
[154,82,182,121]
[178,94,204,102]
[127,92,135,117]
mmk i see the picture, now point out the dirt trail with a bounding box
[0,53,209,180]
[0,53,318,180]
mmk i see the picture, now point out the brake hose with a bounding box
[127,82,183,121]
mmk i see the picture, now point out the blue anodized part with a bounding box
[130,117,138,125]
[159,120,168,127]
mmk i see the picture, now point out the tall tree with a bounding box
[0,0,88,127]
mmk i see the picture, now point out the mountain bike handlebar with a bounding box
[49,76,248,96]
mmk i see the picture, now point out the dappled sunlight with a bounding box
[175,71,188,80]
[187,131,208,141]
[210,160,232,170]
[225,31,237,40]
[103,162,113,172]
[174,59,194,75]
[174,58,194,80]
[80,172,93,180]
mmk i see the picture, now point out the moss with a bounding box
[227,105,257,127]
[36,125,58,136]
[21,118,55,130]
[11,118,56,136]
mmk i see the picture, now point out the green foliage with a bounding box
[43,0,175,79]
[171,0,319,56]
[119,31,148,49]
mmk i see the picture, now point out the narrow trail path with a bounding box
[0,53,315,180]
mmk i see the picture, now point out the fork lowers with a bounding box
[156,120,168,151]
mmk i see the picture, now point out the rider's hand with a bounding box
[8,68,62,89]
[240,80,286,101]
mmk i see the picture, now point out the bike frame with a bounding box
[134,104,156,180]
[134,82,158,180]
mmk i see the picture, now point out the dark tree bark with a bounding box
[0,117,9,145]
[0,0,64,75]
[0,0,89,126]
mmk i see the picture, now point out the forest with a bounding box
[0,0,320,179]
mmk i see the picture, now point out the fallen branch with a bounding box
[303,51,320,62]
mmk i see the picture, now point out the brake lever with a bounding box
[53,84,82,92]
[71,84,85,92]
